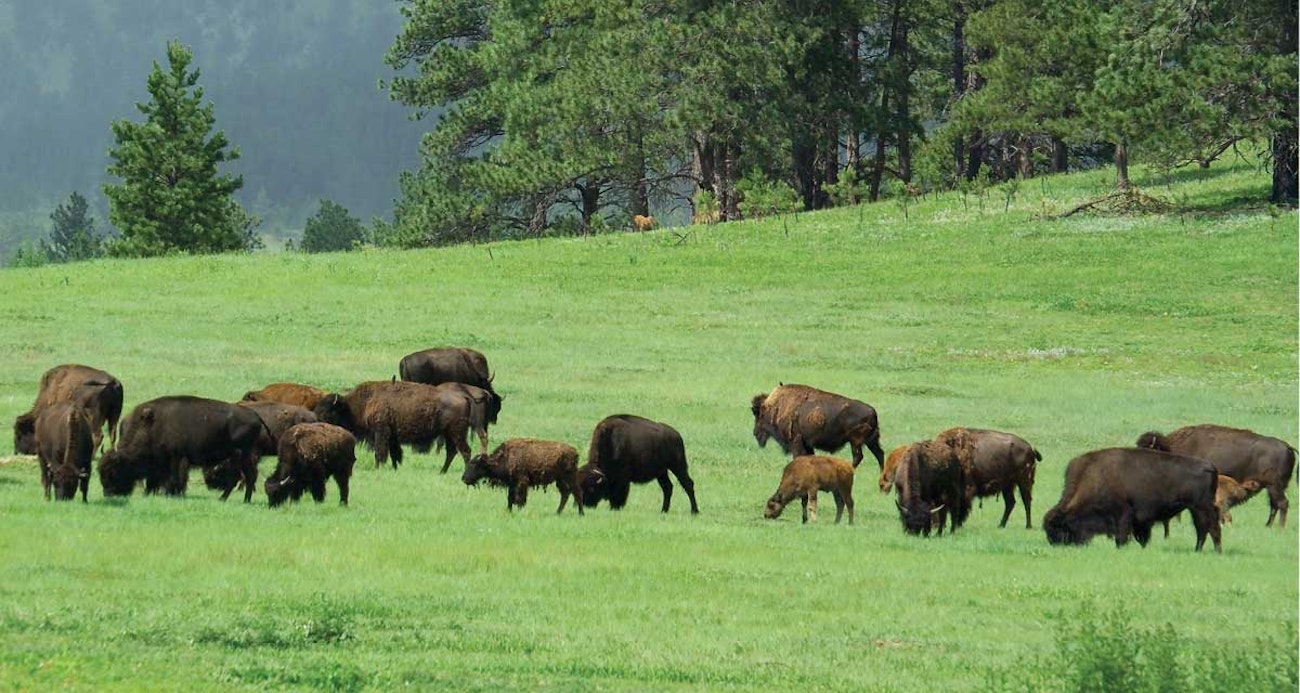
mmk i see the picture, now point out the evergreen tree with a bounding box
[48,191,101,263]
[301,199,365,253]
[104,40,255,257]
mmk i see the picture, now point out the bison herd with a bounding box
[9,352,1297,554]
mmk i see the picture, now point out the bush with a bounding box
[735,169,799,220]
[9,240,50,268]
[301,200,365,253]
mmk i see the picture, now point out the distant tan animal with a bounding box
[632,214,656,232]
[241,382,328,411]
[1215,475,1262,524]
[764,455,855,524]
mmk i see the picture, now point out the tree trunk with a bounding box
[1272,3,1298,204]
[1017,135,1033,179]
[966,129,984,181]
[1114,140,1131,191]
[629,127,649,218]
[847,26,861,174]
[870,0,904,201]
[896,11,911,184]
[692,131,714,209]
[953,2,967,180]
[578,182,600,232]
[793,131,818,211]
[1051,136,1068,174]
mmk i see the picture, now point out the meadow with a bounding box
[0,163,1295,691]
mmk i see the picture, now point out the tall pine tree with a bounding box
[104,40,256,257]
[48,191,101,263]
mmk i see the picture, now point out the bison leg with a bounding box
[1019,481,1034,529]
[79,471,89,503]
[800,495,809,523]
[831,490,845,524]
[441,424,471,474]
[39,461,51,500]
[336,473,350,506]
[242,457,258,503]
[1114,507,1135,547]
[849,442,863,469]
[656,472,674,513]
[844,489,855,525]
[999,488,1016,528]
[1265,484,1288,528]
[1190,506,1222,553]
[670,467,699,515]
[309,478,327,503]
[515,482,529,509]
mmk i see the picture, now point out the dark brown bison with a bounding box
[398,347,502,422]
[263,423,356,507]
[240,382,328,410]
[893,439,969,536]
[14,364,123,454]
[764,455,855,524]
[312,381,479,472]
[461,438,583,515]
[34,403,95,502]
[97,396,266,501]
[935,427,1040,529]
[578,415,699,514]
[203,401,319,495]
[1137,424,1296,528]
[1043,447,1221,552]
[751,384,885,468]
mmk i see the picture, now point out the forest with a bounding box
[0,0,1295,263]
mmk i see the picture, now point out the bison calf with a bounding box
[461,438,583,515]
[264,423,356,507]
[877,444,913,494]
[34,403,95,502]
[1216,475,1262,525]
[241,382,328,410]
[764,455,855,524]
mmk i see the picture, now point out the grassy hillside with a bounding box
[0,162,1295,691]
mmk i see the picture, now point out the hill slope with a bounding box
[0,163,1295,691]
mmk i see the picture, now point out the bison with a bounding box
[34,403,95,502]
[751,384,885,468]
[203,401,319,495]
[1215,475,1262,525]
[764,455,855,524]
[240,382,328,410]
[97,396,266,501]
[935,427,1040,529]
[893,439,969,536]
[398,347,502,421]
[263,423,356,507]
[461,438,583,515]
[1137,424,1296,528]
[313,380,480,472]
[14,364,123,454]
[877,444,913,493]
[1043,447,1221,552]
[578,414,699,514]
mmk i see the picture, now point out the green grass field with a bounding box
[0,163,1295,691]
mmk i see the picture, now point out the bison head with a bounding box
[750,394,771,448]
[203,463,243,494]
[264,473,296,507]
[484,390,504,425]
[763,494,787,520]
[51,464,86,501]
[895,497,944,536]
[1042,506,1085,545]
[1134,431,1169,451]
[312,394,355,431]
[97,450,138,497]
[461,454,492,486]
[13,413,36,455]
[577,464,606,507]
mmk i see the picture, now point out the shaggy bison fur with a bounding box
[461,438,583,514]
[1137,424,1296,529]
[751,384,885,468]
[98,396,266,501]
[263,423,356,507]
[764,455,855,524]
[240,382,329,410]
[313,381,480,472]
[935,427,1040,529]
[1043,447,1221,552]
[893,438,969,537]
[14,364,123,455]
[34,403,95,502]
[578,414,698,514]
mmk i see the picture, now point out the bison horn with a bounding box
[930,504,946,515]
[279,476,294,486]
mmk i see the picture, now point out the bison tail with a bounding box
[1135,431,1169,450]
[1032,448,1042,463]
[104,380,125,428]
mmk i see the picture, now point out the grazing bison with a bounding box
[751,384,885,468]
[1043,447,1221,552]
[97,396,266,501]
[14,364,123,454]
[34,403,95,502]
[203,401,319,496]
[1215,475,1262,525]
[877,444,913,493]
[461,438,583,515]
[893,439,969,536]
[578,415,699,514]
[240,382,328,410]
[398,347,502,420]
[764,455,855,524]
[264,423,356,507]
[312,381,478,472]
[935,427,1040,529]
[1137,424,1296,528]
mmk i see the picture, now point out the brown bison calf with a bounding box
[461,438,583,515]
[764,455,855,524]
[1216,475,1262,525]
[878,444,913,493]
[34,403,95,502]
[15,364,123,454]
[264,423,356,507]
[241,382,328,411]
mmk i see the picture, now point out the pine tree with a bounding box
[104,40,256,257]
[301,200,365,253]
[48,191,101,263]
